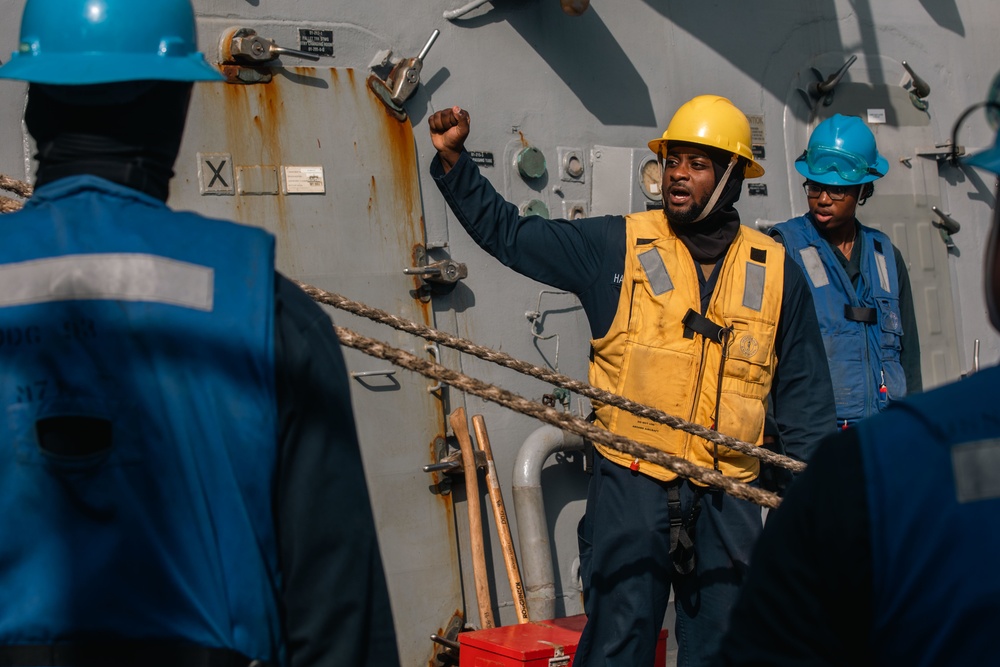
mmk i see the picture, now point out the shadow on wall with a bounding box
[447,0,657,127]
[639,0,964,121]
[444,0,963,128]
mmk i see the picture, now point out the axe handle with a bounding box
[472,414,530,624]
[449,407,495,629]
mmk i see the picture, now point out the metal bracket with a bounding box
[916,143,965,162]
[424,343,443,393]
[367,31,439,118]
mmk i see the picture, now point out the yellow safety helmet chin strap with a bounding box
[693,154,739,223]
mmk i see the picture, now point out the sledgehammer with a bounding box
[472,414,530,624]
[449,407,495,629]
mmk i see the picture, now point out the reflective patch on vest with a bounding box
[0,253,214,311]
[874,250,891,293]
[743,262,765,311]
[638,248,673,295]
[799,247,830,288]
[952,439,1000,503]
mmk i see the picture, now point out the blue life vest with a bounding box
[772,216,905,424]
[0,176,284,664]
[857,365,1000,665]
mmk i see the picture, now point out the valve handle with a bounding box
[809,54,858,99]
[902,60,931,99]
[270,44,321,62]
[417,30,440,63]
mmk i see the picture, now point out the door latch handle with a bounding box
[223,27,321,65]
[932,206,961,250]
[404,259,468,284]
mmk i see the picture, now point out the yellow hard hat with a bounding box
[647,95,764,178]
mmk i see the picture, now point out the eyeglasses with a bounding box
[795,145,884,182]
[803,182,851,201]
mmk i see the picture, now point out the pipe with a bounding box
[511,425,586,620]
[443,0,490,20]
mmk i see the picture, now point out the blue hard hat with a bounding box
[0,0,224,84]
[795,114,889,186]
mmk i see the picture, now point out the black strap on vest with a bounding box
[0,643,265,667]
[682,309,733,470]
[682,309,727,343]
[667,483,703,576]
[844,304,878,324]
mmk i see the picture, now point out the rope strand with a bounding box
[0,175,33,199]
[336,325,782,509]
[298,281,805,474]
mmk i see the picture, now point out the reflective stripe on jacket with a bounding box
[589,210,784,482]
[772,216,905,423]
[0,176,284,664]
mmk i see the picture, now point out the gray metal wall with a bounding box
[1,1,998,665]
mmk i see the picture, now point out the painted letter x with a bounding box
[207,160,228,188]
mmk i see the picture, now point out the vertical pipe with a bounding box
[511,425,586,620]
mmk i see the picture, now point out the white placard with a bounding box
[867,109,887,124]
[283,166,326,194]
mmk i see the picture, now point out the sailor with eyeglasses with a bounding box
[770,114,922,431]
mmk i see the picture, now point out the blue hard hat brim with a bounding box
[0,52,225,84]
[794,154,889,186]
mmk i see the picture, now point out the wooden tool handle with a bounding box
[449,407,495,629]
[472,414,530,623]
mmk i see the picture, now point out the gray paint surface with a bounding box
[1,1,999,664]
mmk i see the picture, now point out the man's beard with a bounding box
[666,190,712,225]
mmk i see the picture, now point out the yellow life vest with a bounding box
[588,210,785,482]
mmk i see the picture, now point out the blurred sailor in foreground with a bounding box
[0,1,398,665]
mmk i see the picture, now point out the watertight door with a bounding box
[172,67,458,665]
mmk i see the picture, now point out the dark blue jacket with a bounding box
[859,366,1000,665]
[713,365,1000,667]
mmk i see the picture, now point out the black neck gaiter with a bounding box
[26,82,192,202]
[672,209,742,263]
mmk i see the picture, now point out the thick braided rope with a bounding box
[336,326,782,509]
[0,175,32,214]
[0,175,32,198]
[298,281,805,474]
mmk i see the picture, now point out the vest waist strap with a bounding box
[843,304,878,323]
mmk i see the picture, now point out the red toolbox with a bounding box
[458,614,668,667]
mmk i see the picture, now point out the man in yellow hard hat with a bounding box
[429,95,834,666]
